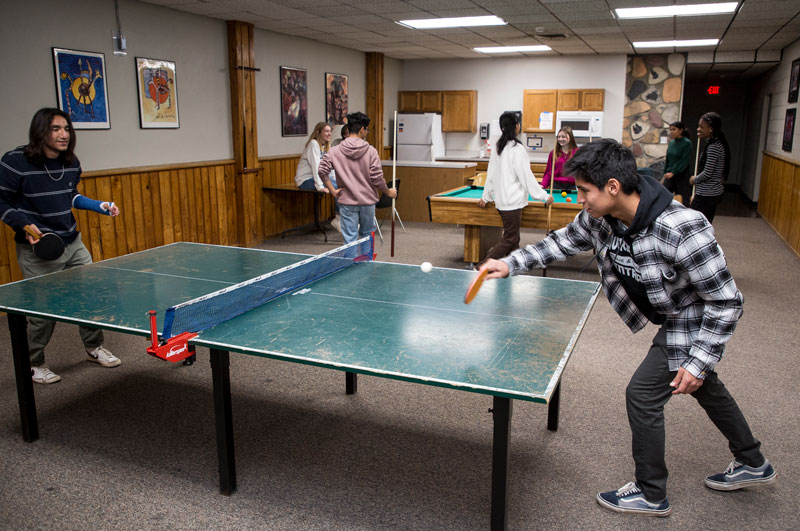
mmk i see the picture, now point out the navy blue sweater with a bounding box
[0,147,82,244]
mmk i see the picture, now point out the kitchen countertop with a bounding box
[380,160,477,169]
[437,152,551,164]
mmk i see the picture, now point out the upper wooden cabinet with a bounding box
[398,91,443,113]
[580,89,605,111]
[442,90,477,132]
[398,91,421,112]
[557,89,605,111]
[522,89,558,133]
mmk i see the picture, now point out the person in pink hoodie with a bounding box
[318,112,397,243]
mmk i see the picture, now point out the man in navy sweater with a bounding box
[0,108,122,384]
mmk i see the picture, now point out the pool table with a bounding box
[427,185,582,263]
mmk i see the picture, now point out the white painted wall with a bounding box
[0,0,231,171]
[399,55,627,154]
[743,37,800,201]
[254,31,365,155]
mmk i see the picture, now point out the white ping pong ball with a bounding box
[420,262,433,273]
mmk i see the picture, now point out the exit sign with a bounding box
[707,85,720,95]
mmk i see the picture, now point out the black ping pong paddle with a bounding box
[32,232,65,261]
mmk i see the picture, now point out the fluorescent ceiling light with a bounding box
[633,39,719,48]
[616,2,738,19]
[397,15,506,29]
[474,45,551,54]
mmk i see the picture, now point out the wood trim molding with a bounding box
[365,52,384,152]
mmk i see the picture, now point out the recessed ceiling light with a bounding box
[616,2,738,19]
[397,15,507,29]
[474,45,552,54]
[633,39,719,48]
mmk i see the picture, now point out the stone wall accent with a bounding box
[624,53,685,175]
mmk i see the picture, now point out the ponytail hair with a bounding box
[496,112,520,155]
[699,112,730,180]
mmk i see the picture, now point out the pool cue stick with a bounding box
[691,136,701,203]
[391,110,397,257]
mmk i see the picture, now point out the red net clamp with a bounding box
[146,311,197,362]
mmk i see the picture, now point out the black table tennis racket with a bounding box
[32,232,65,261]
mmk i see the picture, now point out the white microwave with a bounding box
[555,111,603,138]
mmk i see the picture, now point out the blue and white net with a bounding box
[161,235,373,339]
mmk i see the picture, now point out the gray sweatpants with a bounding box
[16,233,103,366]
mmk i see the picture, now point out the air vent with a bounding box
[538,33,569,40]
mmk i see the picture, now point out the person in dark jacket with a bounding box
[480,139,776,517]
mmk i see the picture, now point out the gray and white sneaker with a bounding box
[86,346,121,368]
[31,366,61,384]
[705,459,777,491]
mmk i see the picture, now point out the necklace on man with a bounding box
[44,161,65,181]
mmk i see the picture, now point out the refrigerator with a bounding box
[396,113,445,162]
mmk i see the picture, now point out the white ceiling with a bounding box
[138,0,800,79]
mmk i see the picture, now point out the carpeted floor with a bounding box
[0,211,796,530]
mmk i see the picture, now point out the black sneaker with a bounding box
[705,459,777,491]
[597,481,671,517]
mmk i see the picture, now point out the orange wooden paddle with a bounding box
[464,268,488,304]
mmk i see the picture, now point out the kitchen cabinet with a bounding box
[398,91,443,112]
[442,90,477,132]
[522,89,558,133]
[557,89,605,111]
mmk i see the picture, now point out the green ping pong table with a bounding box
[1,242,599,530]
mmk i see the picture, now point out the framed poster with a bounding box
[135,57,179,128]
[52,47,110,129]
[782,108,795,152]
[280,66,307,136]
[325,72,348,125]
[789,58,800,104]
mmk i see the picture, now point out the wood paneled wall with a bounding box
[759,152,800,256]
[0,155,334,285]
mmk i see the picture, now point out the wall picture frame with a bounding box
[782,108,795,152]
[280,66,308,136]
[135,57,179,129]
[52,47,110,129]
[789,58,800,104]
[325,73,348,126]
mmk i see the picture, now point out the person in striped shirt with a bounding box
[480,139,776,517]
[690,112,730,223]
[0,108,122,384]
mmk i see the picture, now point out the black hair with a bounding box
[340,124,349,138]
[698,112,730,180]
[562,138,639,194]
[495,111,520,155]
[346,112,370,135]
[24,107,76,165]
[669,120,690,139]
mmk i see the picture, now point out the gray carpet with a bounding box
[1,214,796,530]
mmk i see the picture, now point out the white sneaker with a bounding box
[331,215,341,232]
[86,346,121,368]
[31,366,61,384]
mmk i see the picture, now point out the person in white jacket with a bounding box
[295,121,340,229]
[478,112,553,264]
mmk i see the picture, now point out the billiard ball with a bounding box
[561,191,567,197]
[566,197,572,202]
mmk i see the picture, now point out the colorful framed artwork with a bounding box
[52,47,110,129]
[782,108,795,152]
[325,73,348,126]
[789,58,800,104]
[280,66,308,136]
[135,57,179,129]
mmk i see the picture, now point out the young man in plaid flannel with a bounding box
[480,138,776,517]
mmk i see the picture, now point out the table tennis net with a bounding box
[160,235,373,339]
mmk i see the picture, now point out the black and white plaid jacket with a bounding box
[502,202,743,378]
